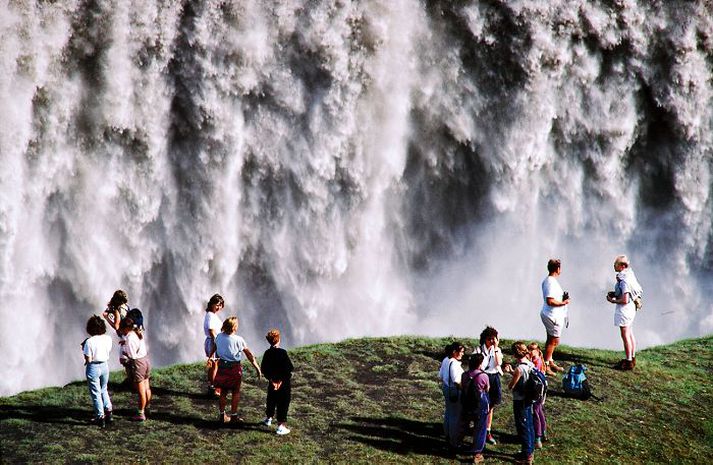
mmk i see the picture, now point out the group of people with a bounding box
[81,290,152,427]
[82,291,294,435]
[439,255,644,464]
[202,293,294,435]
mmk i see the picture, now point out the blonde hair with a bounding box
[221,316,238,334]
[266,329,281,346]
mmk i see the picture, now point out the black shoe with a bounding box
[90,416,105,428]
[104,410,113,425]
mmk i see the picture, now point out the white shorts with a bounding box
[615,304,636,327]
[540,311,566,338]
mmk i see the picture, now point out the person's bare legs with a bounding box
[544,334,561,372]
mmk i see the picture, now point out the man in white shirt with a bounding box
[539,259,571,375]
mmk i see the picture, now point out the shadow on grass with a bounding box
[0,404,270,433]
[336,416,454,459]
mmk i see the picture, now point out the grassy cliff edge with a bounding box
[1,336,712,464]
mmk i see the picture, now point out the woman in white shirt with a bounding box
[440,342,465,448]
[119,317,152,421]
[203,294,224,395]
[82,315,113,427]
[539,259,571,375]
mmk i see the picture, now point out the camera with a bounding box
[562,291,569,301]
[607,291,616,299]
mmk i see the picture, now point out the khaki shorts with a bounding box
[126,357,151,383]
[540,311,565,338]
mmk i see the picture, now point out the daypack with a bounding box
[126,307,144,329]
[462,372,484,415]
[562,364,592,400]
[519,364,547,404]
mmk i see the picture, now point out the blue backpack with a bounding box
[562,364,591,399]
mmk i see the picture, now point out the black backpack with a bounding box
[462,373,481,415]
[518,363,547,404]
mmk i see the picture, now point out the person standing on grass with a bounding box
[102,289,129,333]
[203,294,224,395]
[439,342,465,449]
[461,353,490,463]
[260,329,294,435]
[82,315,113,428]
[528,342,548,449]
[473,326,504,446]
[606,255,643,371]
[507,341,536,465]
[539,258,571,376]
[211,316,261,425]
[118,317,152,421]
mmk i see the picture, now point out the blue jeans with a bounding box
[466,391,490,454]
[86,362,112,419]
[513,399,535,455]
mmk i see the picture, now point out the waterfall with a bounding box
[1,0,711,395]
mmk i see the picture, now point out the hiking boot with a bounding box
[486,433,497,445]
[515,452,534,464]
[620,360,634,371]
[261,417,273,427]
[613,359,626,369]
[104,409,113,425]
[130,413,146,422]
[229,415,245,425]
[275,424,291,435]
[632,357,636,368]
[473,453,485,463]
[535,437,543,449]
[549,360,565,372]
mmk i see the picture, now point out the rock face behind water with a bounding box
[1,1,712,395]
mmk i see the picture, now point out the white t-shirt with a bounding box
[83,334,112,362]
[441,357,464,386]
[476,344,503,375]
[541,275,567,319]
[124,331,148,359]
[439,356,450,384]
[215,333,247,362]
[203,312,222,338]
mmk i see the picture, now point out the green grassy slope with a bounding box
[1,336,711,464]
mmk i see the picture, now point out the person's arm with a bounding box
[84,354,91,365]
[243,347,262,379]
[493,340,504,375]
[508,366,522,390]
[546,296,570,307]
[450,361,462,388]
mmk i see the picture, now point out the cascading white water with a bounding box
[1,0,711,396]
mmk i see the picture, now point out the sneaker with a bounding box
[130,413,146,422]
[275,424,291,435]
[621,360,634,371]
[473,453,485,463]
[104,410,113,425]
[535,437,543,449]
[486,433,497,445]
[261,417,273,427]
[515,452,534,464]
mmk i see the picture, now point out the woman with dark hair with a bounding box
[439,341,465,448]
[461,353,490,463]
[540,259,571,375]
[102,289,129,332]
[203,294,224,395]
[82,315,113,427]
[119,317,152,421]
[474,326,503,446]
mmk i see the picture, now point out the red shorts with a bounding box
[213,362,242,390]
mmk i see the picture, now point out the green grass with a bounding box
[1,335,712,464]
